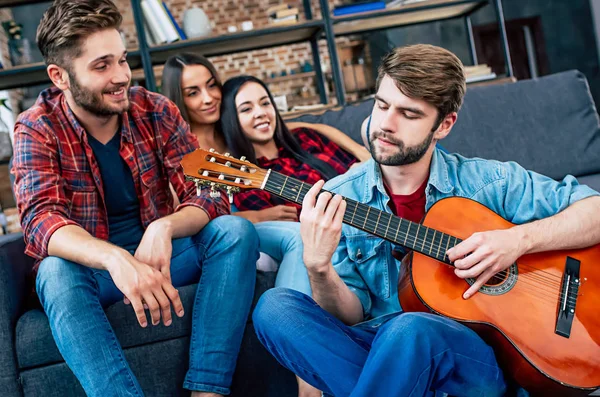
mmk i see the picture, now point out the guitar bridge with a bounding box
[555,256,580,338]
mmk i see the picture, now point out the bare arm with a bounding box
[234,205,298,223]
[48,224,124,270]
[516,196,600,253]
[154,205,210,239]
[287,121,371,162]
[300,180,363,324]
[448,196,600,298]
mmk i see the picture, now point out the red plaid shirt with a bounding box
[12,86,229,268]
[233,127,356,212]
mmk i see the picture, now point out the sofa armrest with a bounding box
[0,232,33,396]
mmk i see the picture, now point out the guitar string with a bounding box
[266,173,580,303]
[269,173,568,283]
[195,170,578,305]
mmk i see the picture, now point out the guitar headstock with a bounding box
[181,148,269,199]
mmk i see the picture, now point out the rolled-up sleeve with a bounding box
[12,124,79,261]
[331,236,371,319]
[160,101,230,220]
[502,161,599,225]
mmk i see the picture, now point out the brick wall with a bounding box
[115,0,351,107]
[0,8,22,153]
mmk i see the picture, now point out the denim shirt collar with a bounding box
[363,147,454,204]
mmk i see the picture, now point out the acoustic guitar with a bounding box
[181,148,600,396]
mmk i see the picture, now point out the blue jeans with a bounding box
[36,215,258,396]
[253,288,508,397]
[255,221,311,295]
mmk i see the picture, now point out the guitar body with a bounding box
[398,197,600,396]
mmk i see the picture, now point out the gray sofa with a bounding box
[1,70,599,396]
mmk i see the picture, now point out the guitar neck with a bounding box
[263,170,459,263]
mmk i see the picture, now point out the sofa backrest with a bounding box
[291,70,600,180]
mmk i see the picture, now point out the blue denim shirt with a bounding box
[324,148,598,325]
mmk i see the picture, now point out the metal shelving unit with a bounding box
[327,0,513,104]
[0,0,513,106]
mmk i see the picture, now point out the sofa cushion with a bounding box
[292,70,600,180]
[444,70,600,180]
[15,271,276,369]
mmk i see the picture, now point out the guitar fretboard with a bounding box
[264,171,460,264]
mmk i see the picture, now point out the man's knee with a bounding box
[203,215,259,249]
[253,288,307,336]
[36,256,94,304]
[382,312,440,341]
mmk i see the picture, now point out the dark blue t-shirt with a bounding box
[87,131,145,252]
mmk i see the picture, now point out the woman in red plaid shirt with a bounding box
[219,75,360,397]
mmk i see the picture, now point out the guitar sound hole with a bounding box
[485,270,508,286]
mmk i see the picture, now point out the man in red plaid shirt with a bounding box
[11,1,258,396]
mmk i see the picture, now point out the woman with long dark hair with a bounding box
[220,75,359,397]
[219,74,355,287]
[220,75,357,213]
[161,53,369,223]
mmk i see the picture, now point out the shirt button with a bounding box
[356,249,363,259]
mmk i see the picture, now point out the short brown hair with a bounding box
[377,44,466,125]
[37,0,122,68]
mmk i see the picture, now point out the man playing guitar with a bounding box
[251,44,600,396]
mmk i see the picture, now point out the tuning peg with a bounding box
[224,152,230,157]
[225,161,232,167]
[202,170,209,177]
[240,156,246,162]
[209,183,220,198]
[209,157,216,163]
[218,174,225,180]
[234,177,241,184]
[226,186,234,204]
[195,181,201,197]
[240,165,248,172]
[209,148,215,153]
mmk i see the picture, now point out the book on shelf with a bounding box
[269,14,299,26]
[387,0,428,7]
[162,1,186,40]
[466,73,497,84]
[141,0,180,44]
[141,1,167,44]
[269,7,298,19]
[267,4,293,14]
[333,1,386,17]
[465,64,496,83]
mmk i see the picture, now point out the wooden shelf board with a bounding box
[0,62,48,90]
[333,0,487,36]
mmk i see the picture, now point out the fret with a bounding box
[435,231,441,259]
[394,218,401,243]
[364,206,371,230]
[431,230,437,256]
[350,201,358,225]
[385,213,392,240]
[374,211,382,235]
[280,176,289,196]
[421,226,427,253]
[404,222,411,246]
[294,183,302,203]
[415,223,421,252]
[444,234,451,261]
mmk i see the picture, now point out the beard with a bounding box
[369,128,435,166]
[69,71,130,116]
